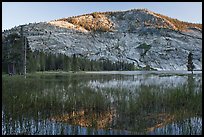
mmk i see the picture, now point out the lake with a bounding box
[2,71,202,135]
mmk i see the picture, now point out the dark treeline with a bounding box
[22,50,135,73]
[2,33,135,75]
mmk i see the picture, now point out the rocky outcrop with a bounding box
[2,9,202,70]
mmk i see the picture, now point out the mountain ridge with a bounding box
[2,9,202,71]
[49,9,202,33]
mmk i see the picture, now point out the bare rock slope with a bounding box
[2,9,202,70]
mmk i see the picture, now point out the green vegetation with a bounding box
[2,74,202,135]
[2,33,25,74]
[137,43,151,57]
[143,65,157,71]
[11,50,135,73]
[187,52,195,73]
[2,33,135,75]
[137,43,151,50]
[92,12,100,18]
[137,43,153,70]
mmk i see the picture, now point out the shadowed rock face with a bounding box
[2,9,202,70]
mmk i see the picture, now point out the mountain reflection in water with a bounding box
[2,72,202,135]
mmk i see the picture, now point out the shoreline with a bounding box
[2,70,201,77]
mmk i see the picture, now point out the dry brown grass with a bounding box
[154,13,202,31]
[65,13,114,32]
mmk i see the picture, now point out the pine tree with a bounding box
[71,54,78,72]
[27,43,37,73]
[39,52,46,71]
[64,55,70,72]
[187,52,195,74]
[3,33,24,74]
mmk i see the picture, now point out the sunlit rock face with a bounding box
[50,109,117,129]
[2,9,202,70]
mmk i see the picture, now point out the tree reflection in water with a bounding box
[2,73,202,135]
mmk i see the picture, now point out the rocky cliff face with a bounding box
[2,9,202,70]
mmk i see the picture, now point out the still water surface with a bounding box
[2,71,202,135]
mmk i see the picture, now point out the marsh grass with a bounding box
[2,73,202,135]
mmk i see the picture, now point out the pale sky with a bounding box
[2,2,202,30]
